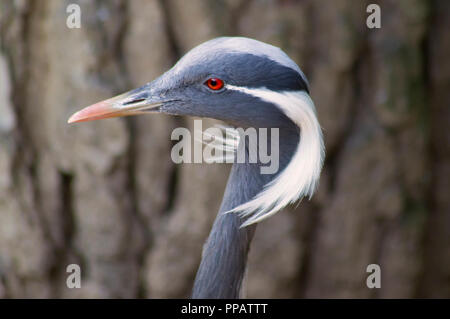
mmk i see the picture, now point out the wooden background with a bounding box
[0,0,449,298]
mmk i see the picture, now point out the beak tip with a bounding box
[67,112,79,124]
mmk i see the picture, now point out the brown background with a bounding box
[0,0,449,298]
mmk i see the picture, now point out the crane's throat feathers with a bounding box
[224,86,325,227]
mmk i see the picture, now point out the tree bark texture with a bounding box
[0,0,448,298]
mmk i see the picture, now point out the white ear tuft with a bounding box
[224,86,325,227]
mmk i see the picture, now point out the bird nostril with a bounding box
[123,98,146,106]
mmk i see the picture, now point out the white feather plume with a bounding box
[225,85,325,227]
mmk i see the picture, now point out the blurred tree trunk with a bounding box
[0,0,448,298]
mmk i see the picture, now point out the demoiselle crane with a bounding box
[68,37,325,298]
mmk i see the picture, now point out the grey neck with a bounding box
[191,123,299,298]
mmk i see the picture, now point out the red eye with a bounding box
[205,78,224,91]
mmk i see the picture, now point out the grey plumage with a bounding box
[192,126,299,298]
[68,36,323,299]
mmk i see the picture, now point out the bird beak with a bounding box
[68,85,162,124]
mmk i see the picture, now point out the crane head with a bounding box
[68,37,309,128]
[68,37,324,226]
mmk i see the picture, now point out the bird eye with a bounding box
[205,78,224,91]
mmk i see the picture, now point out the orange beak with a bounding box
[68,88,162,124]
